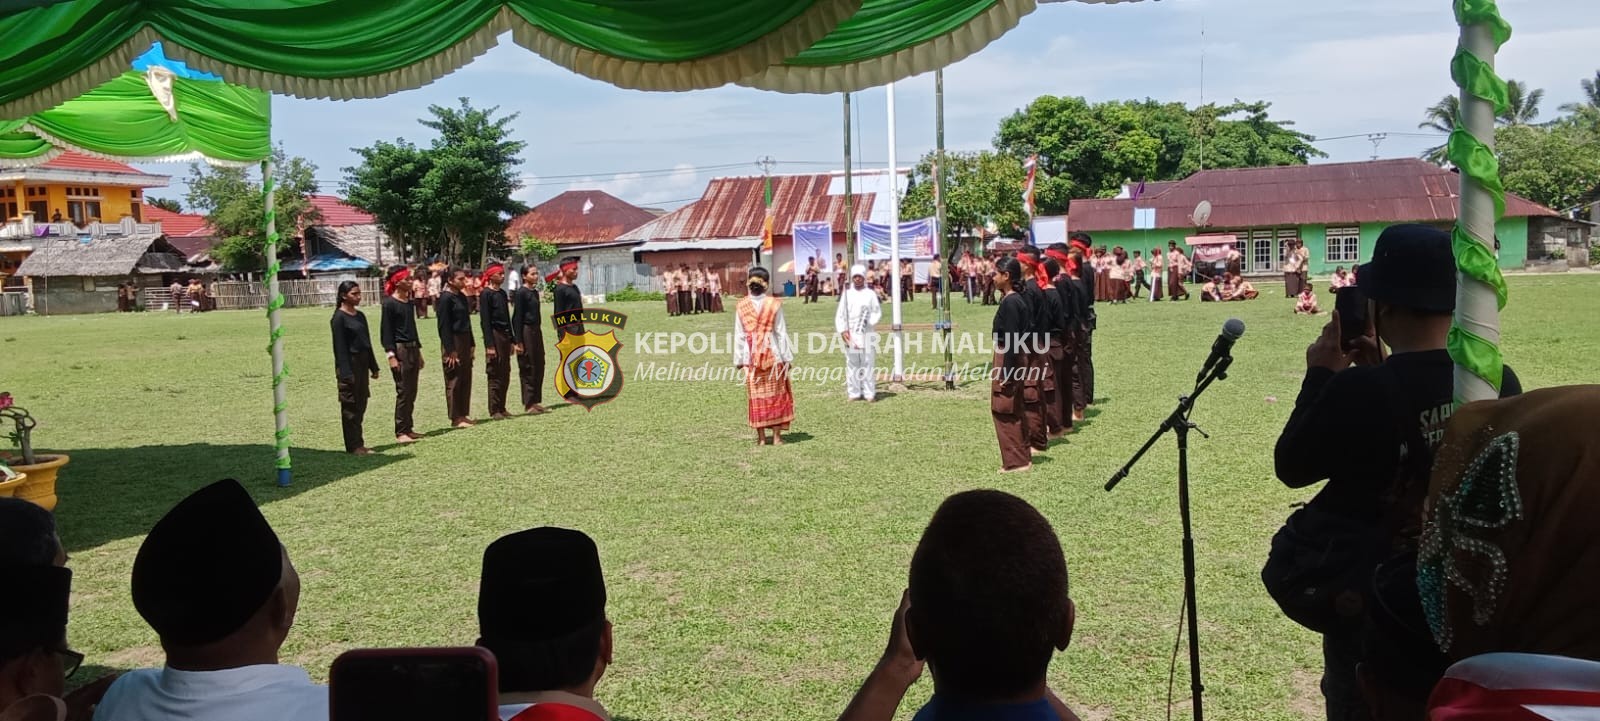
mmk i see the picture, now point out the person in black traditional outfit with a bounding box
[380,265,423,444]
[512,263,548,415]
[480,263,514,420]
[550,256,584,338]
[1014,247,1053,455]
[1070,233,1098,407]
[330,281,379,455]
[437,268,476,428]
[989,257,1033,473]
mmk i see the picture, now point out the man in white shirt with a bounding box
[835,264,882,402]
[93,480,326,721]
[478,528,613,721]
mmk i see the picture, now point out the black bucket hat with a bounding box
[1357,224,1456,313]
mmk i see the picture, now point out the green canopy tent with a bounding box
[0,0,1515,481]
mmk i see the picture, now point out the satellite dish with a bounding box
[1191,200,1213,227]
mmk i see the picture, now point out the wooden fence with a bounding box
[137,278,382,311]
[0,291,26,317]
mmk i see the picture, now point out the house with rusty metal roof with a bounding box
[616,171,896,293]
[284,194,394,276]
[1067,159,1585,277]
[502,190,659,294]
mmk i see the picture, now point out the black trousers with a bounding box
[443,334,474,423]
[678,289,693,314]
[391,343,421,437]
[1081,327,1096,405]
[901,274,913,301]
[337,371,370,452]
[518,325,546,408]
[485,330,513,416]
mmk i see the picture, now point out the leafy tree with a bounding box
[1497,122,1600,211]
[184,146,319,271]
[1559,70,1600,114]
[343,139,431,263]
[993,97,1322,213]
[146,197,183,213]
[519,236,559,261]
[901,150,1027,242]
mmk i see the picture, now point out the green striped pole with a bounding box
[262,159,292,486]
[1448,0,1512,404]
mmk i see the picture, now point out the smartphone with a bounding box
[1333,287,1369,347]
[330,647,498,721]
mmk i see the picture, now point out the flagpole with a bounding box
[843,93,855,267]
[936,69,954,390]
[887,82,905,384]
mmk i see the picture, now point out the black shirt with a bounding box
[1275,349,1522,521]
[511,286,542,331]
[1019,279,1052,349]
[992,292,1030,372]
[379,296,419,353]
[331,309,378,379]
[479,287,512,346]
[553,283,583,336]
[1054,272,1083,329]
[436,289,473,353]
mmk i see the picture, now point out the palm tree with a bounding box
[1419,94,1459,165]
[1500,79,1543,126]
[1558,70,1600,114]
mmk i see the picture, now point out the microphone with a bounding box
[1196,318,1246,385]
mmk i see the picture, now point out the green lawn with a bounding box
[5,274,1597,720]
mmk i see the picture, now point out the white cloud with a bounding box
[560,163,704,207]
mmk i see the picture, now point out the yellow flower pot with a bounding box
[0,472,25,498]
[10,454,68,511]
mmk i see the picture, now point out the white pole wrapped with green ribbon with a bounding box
[262,159,292,486]
[1449,0,1512,405]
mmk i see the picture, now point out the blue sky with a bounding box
[139,0,1600,211]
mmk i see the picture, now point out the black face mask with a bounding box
[748,283,764,294]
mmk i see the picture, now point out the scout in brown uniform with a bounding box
[436,268,476,428]
[803,257,820,304]
[899,258,914,302]
[928,253,944,309]
[708,270,724,312]
[480,263,514,420]
[695,263,711,312]
[380,265,423,444]
[834,252,847,302]
[1167,241,1191,300]
[989,257,1032,473]
[1148,247,1165,301]
[677,264,694,316]
[1282,239,1303,297]
[663,266,679,316]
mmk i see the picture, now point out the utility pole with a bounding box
[886,82,904,384]
[843,93,854,267]
[936,69,954,389]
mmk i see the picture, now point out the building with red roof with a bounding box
[1064,159,1585,276]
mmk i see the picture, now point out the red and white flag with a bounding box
[1022,154,1038,217]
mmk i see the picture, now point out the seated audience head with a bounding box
[477,528,611,697]
[1357,224,1455,349]
[0,499,73,708]
[907,490,1074,702]
[131,479,299,670]
[1420,385,1600,663]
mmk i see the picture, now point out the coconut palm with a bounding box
[1419,94,1459,165]
[1500,79,1544,126]
[1558,70,1600,114]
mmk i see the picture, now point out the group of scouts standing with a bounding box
[328,256,586,455]
[663,263,724,316]
[955,241,1204,306]
[987,233,1102,473]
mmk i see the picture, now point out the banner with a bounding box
[858,218,937,260]
[792,221,834,273]
[1030,216,1067,247]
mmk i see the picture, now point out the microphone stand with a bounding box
[1104,352,1233,721]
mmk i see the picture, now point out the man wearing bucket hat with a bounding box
[1266,224,1523,721]
[835,264,882,402]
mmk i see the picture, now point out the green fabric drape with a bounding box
[0,70,270,166]
[0,0,860,115]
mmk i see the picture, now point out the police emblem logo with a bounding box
[552,308,628,410]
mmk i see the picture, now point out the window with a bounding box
[1326,227,1361,263]
[1252,230,1278,273]
[67,201,102,225]
[1,188,14,220]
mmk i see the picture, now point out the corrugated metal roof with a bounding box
[826,169,908,225]
[143,205,215,238]
[307,195,376,226]
[507,190,656,245]
[635,238,764,253]
[616,173,876,242]
[1069,159,1561,232]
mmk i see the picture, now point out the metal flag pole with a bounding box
[935,69,954,389]
[261,158,292,487]
[886,82,905,383]
[844,92,855,268]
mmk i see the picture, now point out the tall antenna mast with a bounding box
[1198,14,1206,171]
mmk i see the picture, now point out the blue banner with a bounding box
[792,221,834,273]
[858,218,937,260]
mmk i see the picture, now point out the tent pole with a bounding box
[936,69,954,390]
[844,93,855,267]
[1451,1,1510,404]
[887,82,904,383]
[262,159,292,487]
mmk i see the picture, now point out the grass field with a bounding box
[4,274,1597,720]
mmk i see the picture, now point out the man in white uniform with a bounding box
[835,264,882,402]
[93,480,326,721]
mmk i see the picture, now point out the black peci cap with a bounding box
[478,527,606,644]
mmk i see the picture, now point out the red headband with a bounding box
[1069,238,1090,252]
[544,260,577,283]
[384,267,411,296]
[1017,253,1051,288]
[484,263,505,281]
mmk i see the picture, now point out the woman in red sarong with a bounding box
[734,267,794,446]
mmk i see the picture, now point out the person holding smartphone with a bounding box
[1267,224,1523,721]
[477,528,613,721]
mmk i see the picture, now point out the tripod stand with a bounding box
[1104,353,1232,721]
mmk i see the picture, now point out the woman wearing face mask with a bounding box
[733,267,795,446]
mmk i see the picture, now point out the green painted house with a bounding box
[1066,159,1584,277]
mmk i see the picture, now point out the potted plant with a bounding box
[0,392,68,510]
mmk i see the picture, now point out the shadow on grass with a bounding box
[56,444,402,553]
[778,431,815,445]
